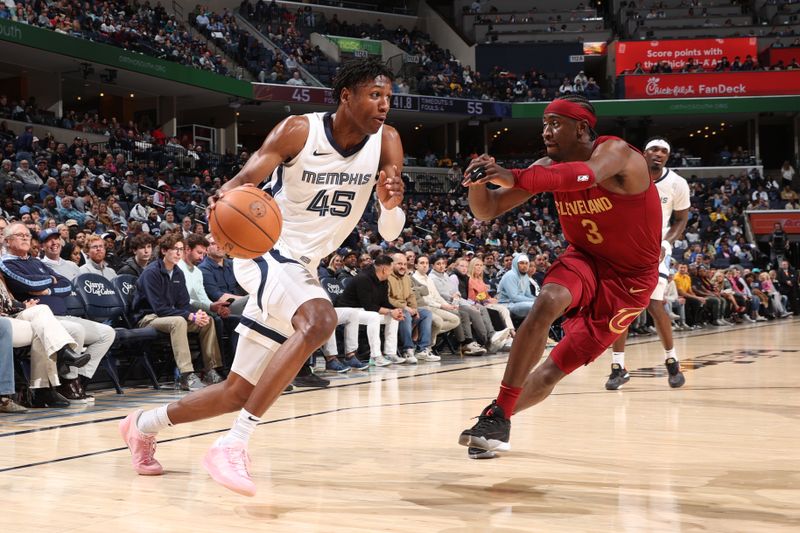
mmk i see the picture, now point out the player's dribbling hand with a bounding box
[208,182,257,213]
[377,164,404,210]
[463,154,515,188]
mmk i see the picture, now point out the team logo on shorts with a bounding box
[249,201,266,218]
[608,307,645,334]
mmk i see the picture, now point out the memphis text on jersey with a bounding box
[554,197,614,217]
[301,170,374,186]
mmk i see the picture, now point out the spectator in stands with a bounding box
[286,71,306,86]
[770,222,788,265]
[0,274,84,409]
[134,233,224,391]
[40,229,79,279]
[0,318,27,412]
[429,255,489,355]
[776,259,800,314]
[467,256,515,334]
[335,254,402,366]
[412,254,461,353]
[200,233,248,315]
[15,159,42,188]
[781,161,796,187]
[450,256,510,350]
[1,222,114,402]
[159,210,179,235]
[497,254,536,320]
[387,253,435,363]
[336,249,359,281]
[118,234,155,278]
[78,234,117,281]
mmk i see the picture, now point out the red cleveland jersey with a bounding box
[551,135,662,274]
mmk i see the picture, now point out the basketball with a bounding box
[209,186,283,259]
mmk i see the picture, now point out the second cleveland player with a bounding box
[605,137,690,390]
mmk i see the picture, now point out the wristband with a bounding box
[661,240,672,257]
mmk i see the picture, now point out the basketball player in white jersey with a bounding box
[605,137,690,390]
[119,58,406,496]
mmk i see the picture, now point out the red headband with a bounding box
[543,99,597,129]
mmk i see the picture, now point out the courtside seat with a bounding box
[75,274,161,392]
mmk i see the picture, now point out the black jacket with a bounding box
[335,266,393,312]
[134,258,194,320]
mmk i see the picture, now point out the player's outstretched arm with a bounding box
[498,139,647,198]
[212,115,309,205]
[376,125,406,241]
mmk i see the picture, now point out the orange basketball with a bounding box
[209,186,283,259]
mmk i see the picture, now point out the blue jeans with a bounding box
[397,308,432,351]
[0,318,14,395]
[507,301,534,319]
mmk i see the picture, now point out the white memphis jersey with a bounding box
[263,112,382,271]
[654,167,691,239]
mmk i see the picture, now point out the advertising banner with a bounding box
[623,71,800,99]
[747,210,800,236]
[615,38,757,74]
[761,46,800,67]
[327,36,382,56]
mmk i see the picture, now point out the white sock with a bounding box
[612,351,625,367]
[137,405,172,435]
[665,348,677,362]
[220,408,260,447]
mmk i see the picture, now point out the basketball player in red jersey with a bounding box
[458,95,662,458]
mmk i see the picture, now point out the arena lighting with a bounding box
[689,133,694,137]
[503,127,508,131]
[99,92,104,97]
[704,126,709,130]
[76,96,81,101]
[129,93,134,98]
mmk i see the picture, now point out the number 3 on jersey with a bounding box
[307,190,355,217]
[581,218,604,244]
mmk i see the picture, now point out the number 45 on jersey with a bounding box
[306,190,355,217]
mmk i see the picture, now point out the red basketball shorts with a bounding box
[543,247,658,374]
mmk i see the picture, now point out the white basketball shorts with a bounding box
[230,250,329,385]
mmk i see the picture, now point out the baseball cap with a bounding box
[101,231,117,240]
[65,219,79,227]
[125,170,134,176]
[39,228,60,242]
[23,193,34,201]
[465,250,475,256]
[61,164,70,171]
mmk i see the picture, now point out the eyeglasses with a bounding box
[10,233,31,240]
[170,246,184,252]
[89,244,105,250]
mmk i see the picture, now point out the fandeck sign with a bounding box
[615,38,757,75]
[623,71,800,99]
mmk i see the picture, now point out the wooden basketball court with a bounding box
[2,320,798,532]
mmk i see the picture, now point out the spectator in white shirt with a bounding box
[78,235,117,281]
[286,71,306,86]
[40,229,80,280]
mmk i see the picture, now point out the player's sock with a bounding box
[664,348,677,362]
[612,351,626,367]
[220,408,260,447]
[495,382,522,419]
[136,405,173,436]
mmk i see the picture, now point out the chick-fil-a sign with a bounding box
[615,38,757,75]
[624,71,800,99]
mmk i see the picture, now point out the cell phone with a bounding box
[466,165,487,182]
[226,298,235,304]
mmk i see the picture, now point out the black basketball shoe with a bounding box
[665,357,686,388]
[468,447,498,460]
[458,401,511,453]
[605,364,630,390]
